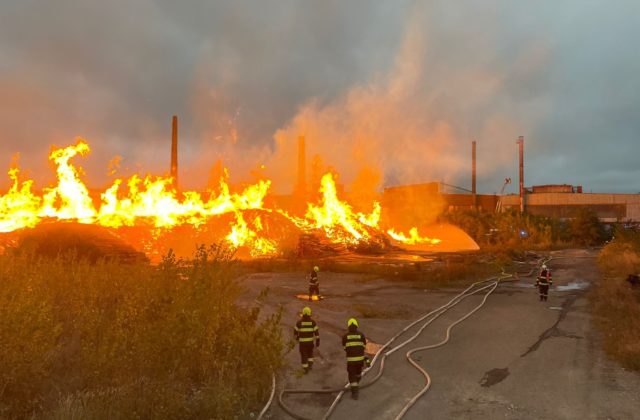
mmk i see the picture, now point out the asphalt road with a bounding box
[241,249,640,420]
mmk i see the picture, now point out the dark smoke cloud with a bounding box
[0,0,638,194]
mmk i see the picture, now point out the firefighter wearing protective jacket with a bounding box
[342,318,367,400]
[308,266,320,301]
[536,264,553,301]
[293,307,320,373]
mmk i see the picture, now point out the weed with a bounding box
[592,228,640,371]
[0,244,283,419]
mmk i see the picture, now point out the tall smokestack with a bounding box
[297,135,306,197]
[471,140,477,209]
[517,136,524,213]
[171,115,178,189]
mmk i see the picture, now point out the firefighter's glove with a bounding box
[365,357,371,368]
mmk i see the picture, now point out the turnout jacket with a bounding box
[309,270,319,287]
[342,326,367,364]
[536,269,553,286]
[294,315,319,345]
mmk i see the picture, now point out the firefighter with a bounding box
[342,318,367,400]
[293,306,320,373]
[308,265,320,301]
[536,264,553,301]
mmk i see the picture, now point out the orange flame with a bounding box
[305,173,380,243]
[0,141,441,256]
[387,227,441,245]
[0,168,41,232]
[40,140,95,222]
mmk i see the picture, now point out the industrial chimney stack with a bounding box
[517,136,524,213]
[471,140,477,209]
[296,135,306,197]
[171,115,178,189]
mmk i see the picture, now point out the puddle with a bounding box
[510,282,537,288]
[510,281,589,292]
[556,281,589,291]
[480,367,510,387]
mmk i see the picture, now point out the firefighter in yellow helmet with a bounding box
[293,306,320,373]
[342,318,367,400]
[308,265,320,301]
[536,264,553,302]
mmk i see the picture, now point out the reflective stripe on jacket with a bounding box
[536,270,553,286]
[294,316,319,344]
[342,329,366,364]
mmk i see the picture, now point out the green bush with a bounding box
[0,245,283,419]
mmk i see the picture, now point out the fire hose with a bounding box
[259,255,579,419]
[388,254,595,419]
[321,275,512,420]
[271,275,510,420]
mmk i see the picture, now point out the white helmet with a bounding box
[542,264,548,270]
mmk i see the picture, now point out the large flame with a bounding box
[305,173,380,243]
[387,228,441,245]
[40,141,96,222]
[0,140,441,257]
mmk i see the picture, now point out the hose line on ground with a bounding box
[257,373,276,420]
[273,277,504,420]
[261,254,586,418]
[392,279,503,419]
[321,278,504,420]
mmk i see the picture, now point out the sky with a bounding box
[0,0,639,194]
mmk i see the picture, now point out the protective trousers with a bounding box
[539,284,549,301]
[347,362,364,398]
[309,284,320,299]
[299,343,315,370]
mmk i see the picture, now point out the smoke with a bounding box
[266,2,550,196]
[1,1,639,193]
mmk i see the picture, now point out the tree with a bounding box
[569,208,606,246]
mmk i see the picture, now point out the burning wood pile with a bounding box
[0,140,456,261]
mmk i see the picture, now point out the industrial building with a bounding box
[381,136,640,224]
[381,182,640,223]
[500,190,640,222]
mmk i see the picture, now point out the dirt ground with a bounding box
[240,249,640,420]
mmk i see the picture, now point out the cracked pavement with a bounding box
[242,249,640,419]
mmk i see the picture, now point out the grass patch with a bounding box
[592,228,640,371]
[0,245,283,419]
[353,303,411,319]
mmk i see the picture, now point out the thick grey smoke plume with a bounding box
[0,1,639,193]
[267,3,543,194]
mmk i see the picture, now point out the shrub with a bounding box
[570,208,607,246]
[0,244,283,419]
[440,208,608,250]
[593,228,640,371]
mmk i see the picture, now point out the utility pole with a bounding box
[517,136,524,213]
[471,140,477,209]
